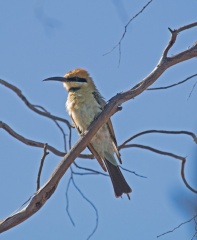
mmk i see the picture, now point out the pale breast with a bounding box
[66,92,102,133]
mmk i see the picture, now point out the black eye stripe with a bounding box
[68,87,81,92]
[67,77,87,83]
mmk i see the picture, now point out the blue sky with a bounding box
[0,0,197,239]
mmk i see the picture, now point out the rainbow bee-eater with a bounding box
[44,68,131,199]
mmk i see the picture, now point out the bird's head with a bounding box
[43,68,96,92]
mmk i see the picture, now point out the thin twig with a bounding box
[71,176,98,240]
[0,120,65,156]
[157,214,197,238]
[188,80,197,100]
[72,171,104,176]
[122,143,185,160]
[65,173,75,226]
[103,0,154,64]
[37,144,49,191]
[119,166,147,178]
[191,217,197,240]
[147,74,197,91]
[122,144,197,194]
[0,79,72,152]
[119,130,197,149]
[0,121,93,159]
[35,105,68,152]
[73,162,108,176]
[0,79,72,128]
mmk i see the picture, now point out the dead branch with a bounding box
[65,173,75,226]
[0,79,72,128]
[147,73,197,90]
[188,80,197,100]
[73,162,108,176]
[121,144,197,194]
[157,214,197,238]
[0,120,65,156]
[163,22,197,58]
[119,130,197,148]
[122,143,185,160]
[0,121,93,159]
[0,22,197,233]
[0,79,71,127]
[119,130,197,193]
[119,166,147,178]
[37,144,49,191]
[103,0,154,63]
[65,166,99,239]
[0,118,143,178]
[35,105,68,152]
[71,176,99,240]
[0,79,72,152]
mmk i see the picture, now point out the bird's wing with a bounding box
[107,119,122,164]
[92,91,122,163]
[87,144,107,172]
[70,114,107,172]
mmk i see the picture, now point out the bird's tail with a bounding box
[104,159,132,199]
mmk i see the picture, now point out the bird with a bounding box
[44,68,132,199]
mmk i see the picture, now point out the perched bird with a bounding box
[44,68,132,199]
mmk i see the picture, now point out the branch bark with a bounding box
[0,121,93,159]
[0,22,197,233]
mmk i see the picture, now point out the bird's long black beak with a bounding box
[43,77,67,82]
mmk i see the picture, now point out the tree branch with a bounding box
[37,144,49,190]
[163,22,197,58]
[0,120,65,156]
[103,0,154,63]
[119,130,197,149]
[147,74,197,91]
[0,79,72,128]
[0,79,72,152]
[0,22,197,233]
[188,80,197,100]
[121,144,197,194]
[157,214,197,238]
[70,173,99,240]
[0,121,93,159]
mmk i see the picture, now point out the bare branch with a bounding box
[73,162,108,176]
[0,79,72,128]
[147,74,197,91]
[120,129,197,194]
[65,173,75,226]
[191,217,197,240]
[0,120,65,156]
[0,22,197,233]
[71,176,98,240]
[0,79,72,152]
[162,22,197,58]
[157,214,197,238]
[103,0,154,62]
[119,130,197,149]
[37,144,49,191]
[121,144,197,194]
[34,105,68,152]
[122,143,185,160]
[119,166,147,178]
[65,167,99,239]
[188,80,197,100]
[0,121,93,159]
